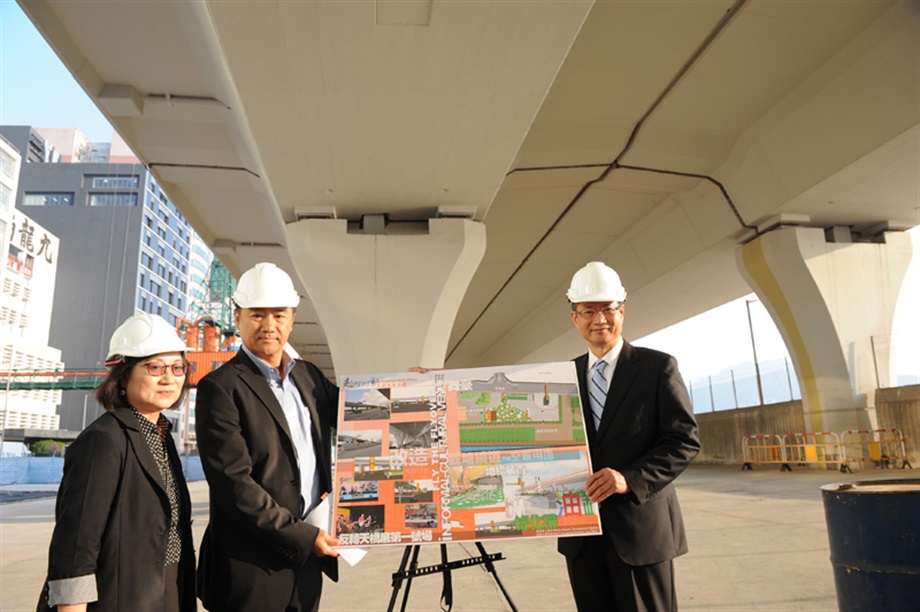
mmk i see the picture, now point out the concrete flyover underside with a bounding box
[16,0,919,384]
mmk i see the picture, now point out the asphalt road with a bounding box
[3,464,917,611]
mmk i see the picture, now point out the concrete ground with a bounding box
[2,464,917,612]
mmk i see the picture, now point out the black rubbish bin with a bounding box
[821,479,920,611]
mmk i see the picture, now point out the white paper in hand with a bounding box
[305,496,369,567]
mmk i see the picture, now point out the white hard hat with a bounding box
[566,261,628,303]
[232,262,300,308]
[106,313,188,363]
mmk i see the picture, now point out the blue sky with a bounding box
[1,0,916,386]
[1,1,113,141]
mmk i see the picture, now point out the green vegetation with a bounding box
[29,439,70,456]
[495,403,528,422]
[460,427,536,443]
[513,513,559,531]
[450,486,505,509]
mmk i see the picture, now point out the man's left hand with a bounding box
[311,529,340,558]
[585,467,630,502]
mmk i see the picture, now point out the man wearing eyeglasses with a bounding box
[559,262,700,612]
[195,262,339,612]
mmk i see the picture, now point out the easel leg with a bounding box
[440,544,453,611]
[389,542,517,611]
[475,542,518,612]
[399,545,422,612]
[387,545,415,612]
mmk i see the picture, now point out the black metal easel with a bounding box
[387,542,518,612]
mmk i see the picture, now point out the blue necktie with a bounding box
[589,360,608,429]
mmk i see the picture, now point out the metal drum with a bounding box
[821,479,920,611]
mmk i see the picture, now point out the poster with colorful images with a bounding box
[332,362,601,548]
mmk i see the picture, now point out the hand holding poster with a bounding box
[332,362,601,547]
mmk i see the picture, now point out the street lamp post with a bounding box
[746,299,765,406]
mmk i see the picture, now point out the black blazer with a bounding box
[558,341,700,566]
[196,350,339,611]
[38,409,196,611]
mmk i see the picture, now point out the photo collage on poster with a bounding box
[332,362,602,548]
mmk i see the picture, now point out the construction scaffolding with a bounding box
[180,258,239,351]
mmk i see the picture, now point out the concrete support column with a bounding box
[737,226,912,433]
[286,218,486,377]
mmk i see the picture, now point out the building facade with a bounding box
[0,126,199,433]
[0,134,64,436]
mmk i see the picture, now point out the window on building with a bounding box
[145,216,154,228]
[23,193,74,206]
[89,193,137,207]
[168,291,174,306]
[140,295,147,311]
[0,184,11,212]
[157,263,166,277]
[0,150,16,179]
[141,252,153,269]
[91,176,139,189]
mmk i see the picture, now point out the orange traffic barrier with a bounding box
[840,429,912,471]
[782,432,846,472]
[741,429,913,473]
[741,434,789,471]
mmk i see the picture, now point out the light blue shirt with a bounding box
[587,337,624,396]
[242,345,321,518]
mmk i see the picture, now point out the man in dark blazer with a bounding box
[558,262,700,612]
[196,262,340,612]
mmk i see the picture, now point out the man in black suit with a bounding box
[558,262,700,612]
[196,262,339,612]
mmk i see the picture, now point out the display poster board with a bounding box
[332,362,601,548]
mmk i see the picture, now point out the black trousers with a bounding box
[285,557,324,612]
[565,536,677,612]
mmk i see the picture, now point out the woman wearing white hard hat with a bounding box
[37,314,196,612]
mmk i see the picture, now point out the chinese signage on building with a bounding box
[2,210,59,343]
[7,210,55,279]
